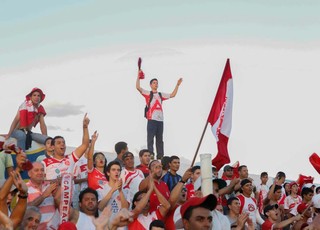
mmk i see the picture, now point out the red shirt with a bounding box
[19,100,46,128]
[136,164,150,178]
[88,168,107,190]
[186,183,195,200]
[261,219,282,230]
[149,180,170,213]
[165,204,179,230]
[128,209,162,230]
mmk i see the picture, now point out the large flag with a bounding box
[208,59,233,170]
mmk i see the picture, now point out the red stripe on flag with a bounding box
[208,59,233,171]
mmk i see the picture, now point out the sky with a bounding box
[1,0,320,182]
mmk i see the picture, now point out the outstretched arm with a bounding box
[170,78,183,98]
[136,70,143,93]
[154,183,170,217]
[219,178,240,196]
[5,111,20,139]
[139,176,151,191]
[169,168,192,210]
[274,214,302,228]
[87,131,98,171]
[10,171,28,229]
[39,114,47,136]
[0,152,26,215]
[131,178,154,218]
[74,113,90,159]
[0,210,13,230]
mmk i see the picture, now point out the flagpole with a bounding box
[191,121,209,166]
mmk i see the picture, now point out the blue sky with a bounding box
[1,1,319,69]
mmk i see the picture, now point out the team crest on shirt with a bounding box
[248,204,255,212]
[55,169,60,174]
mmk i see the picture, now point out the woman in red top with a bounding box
[87,131,108,190]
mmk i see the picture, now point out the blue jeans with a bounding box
[147,120,164,159]
[11,130,48,151]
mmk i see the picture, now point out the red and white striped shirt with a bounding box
[26,180,59,228]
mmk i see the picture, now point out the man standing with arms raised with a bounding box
[136,65,182,160]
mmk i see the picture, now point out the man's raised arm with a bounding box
[74,113,90,159]
[170,78,183,98]
[136,70,144,94]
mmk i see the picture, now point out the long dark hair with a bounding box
[93,152,108,178]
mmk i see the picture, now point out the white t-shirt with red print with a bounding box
[42,152,78,180]
[141,89,170,121]
[121,168,145,205]
[73,155,88,191]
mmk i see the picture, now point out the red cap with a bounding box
[297,202,308,214]
[180,194,217,218]
[58,221,77,230]
[289,181,298,188]
[26,88,46,102]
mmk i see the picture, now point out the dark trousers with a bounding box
[147,120,164,159]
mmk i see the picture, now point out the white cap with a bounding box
[303,183,315,189]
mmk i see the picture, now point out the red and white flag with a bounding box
[208,59,233,170]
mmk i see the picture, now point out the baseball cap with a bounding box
[312,194,320,209]
[264,204,279,216]
[122,152,134,160]
[58,221,77,230]
[240,179,252,187]
[303,183,315,189]
[289,181,298,188]
[181,194,217,218]
[302,183,315,188]
[174,194,217,229]
[223,165,233,172]
[297,202,309,214]
[212,178,227,190]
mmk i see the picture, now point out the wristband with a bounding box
[18,193,28,199]
[180,179,186,184]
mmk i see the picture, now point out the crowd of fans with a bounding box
[1,87,320,230]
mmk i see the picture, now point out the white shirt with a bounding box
[73,155,88,191]
[211,210,231,230]
[42,152,78,180]
[121,168,144,205]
